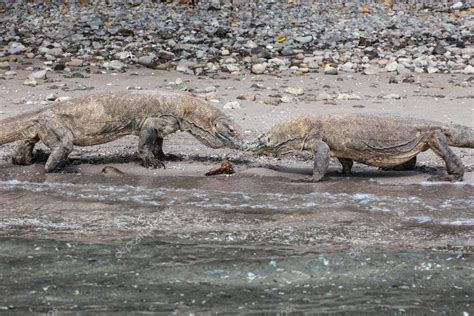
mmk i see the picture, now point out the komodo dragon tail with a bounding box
[444,124,474,148]
[0,110,41,145]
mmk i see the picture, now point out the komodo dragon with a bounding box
[0,91,242,172]
[246,114,473,182]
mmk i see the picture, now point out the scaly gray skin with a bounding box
[247,114,474,182]
[0,91,243,172]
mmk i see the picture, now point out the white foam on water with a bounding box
[1,180,473,226]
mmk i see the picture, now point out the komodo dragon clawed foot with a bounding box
[140,156,166,169]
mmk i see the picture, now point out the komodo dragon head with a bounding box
[178,98,243,149]
[246,117,314,155]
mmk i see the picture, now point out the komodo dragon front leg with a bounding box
[152,137,180,161]
[307,139,330,182]
[138,116,179,169]
[37,117,74,172]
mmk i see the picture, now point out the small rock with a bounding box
[324,66,338,75]
[363,65,379,75]
[315,92,333,101]
[126,86,143,90]
[223,101,241,109]
[251,63,266,74]
[66,58,84,67]
[307,61,319,69]
[433,43,447,55]
[250,83,264,90]
[0,62,10,70]
[205,86,217,93]
[284,87,304,96]
[103,60,126,72]
[463,65,474,75]
[138,55,158,68]
[30,70,48,80]
[337,93,361,100]
[46,93,56,101]
[268,58,286,67]
[5,71,16,76]
[8,42,26,55]
[402,75,415,83]
[115,51,134,60]
[281,47,294,56]
[244,40,258,49]
[295,34,313,44]
[427,66,438,74]
[176,64,193,75]
[237,93,256,101]
[64,72,85,78]
[221,49,231,56]
[377,59,389,67]
[385,61,398,72]
[451,1,463,9]
[263,96,281,105]
[23,78,37,86]
[175,77,183,85]
[382,94,402,100]
[281,94,298,103]
[48,47,64,57]
[101,166,124,176]
[221,64,240,73]
[414,67,425,73]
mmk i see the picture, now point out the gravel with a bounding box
[0,2,472,77]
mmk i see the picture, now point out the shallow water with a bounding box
[0,172,473,314]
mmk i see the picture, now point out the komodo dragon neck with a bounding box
[0,110,42,144]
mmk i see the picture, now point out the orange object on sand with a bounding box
[205,161,235,176]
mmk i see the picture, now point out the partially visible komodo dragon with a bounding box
[247,114,473,182]
[0,91,242,172]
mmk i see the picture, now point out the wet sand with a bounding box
[0,66,473,313]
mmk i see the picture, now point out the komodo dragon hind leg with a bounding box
[139,116,179,169]
[380,156,417,171]
[38,120,74,172]
[12,137,39,165]
[337,158,353,174]
[427,130,464,181]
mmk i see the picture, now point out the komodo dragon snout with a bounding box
[210,118,243,150]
